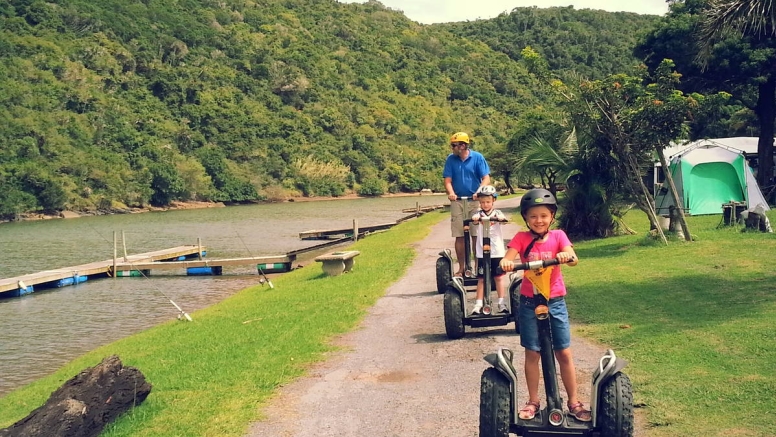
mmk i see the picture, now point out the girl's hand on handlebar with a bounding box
[556,252,576,265]
[499,258,514,272]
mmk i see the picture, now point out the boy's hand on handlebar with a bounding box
[448,193,457,201]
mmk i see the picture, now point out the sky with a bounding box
[338,0,670,24]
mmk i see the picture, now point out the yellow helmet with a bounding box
[450,132,470,145]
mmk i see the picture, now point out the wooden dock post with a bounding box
[122,231,128,262]
[197,238,203,260]
[352,219,358,242]
[112,231,117,278]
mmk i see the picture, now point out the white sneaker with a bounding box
[498,304,509,313]
[471,304,483,315]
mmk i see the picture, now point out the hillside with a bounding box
[442,6,660,80]
[0,0,653,218]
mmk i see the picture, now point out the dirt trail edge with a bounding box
[247,197,646,437]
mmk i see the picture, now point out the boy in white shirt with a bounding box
[470,185,507,314]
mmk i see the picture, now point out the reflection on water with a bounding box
[0,196,446,397]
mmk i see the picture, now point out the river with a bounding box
[0,195,447,397]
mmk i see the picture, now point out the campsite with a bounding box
[653,137,772,217]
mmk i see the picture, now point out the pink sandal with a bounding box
[568,401,592,422]
[518,401,540,420]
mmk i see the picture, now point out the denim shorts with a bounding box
[518,295,571,351]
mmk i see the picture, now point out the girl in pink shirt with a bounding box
[499,189,590,423]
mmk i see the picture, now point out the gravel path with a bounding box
[246,197,646,437]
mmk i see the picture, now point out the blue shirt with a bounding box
[443,150,490,197]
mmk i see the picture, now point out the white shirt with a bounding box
[471,208,507,258]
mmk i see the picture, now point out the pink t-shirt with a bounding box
[507,230,572,299]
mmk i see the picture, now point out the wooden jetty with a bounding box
[299,222,395,240]
[299,205,440,241]
[0,245,204,296]
[113,254,294,274]
[401,204,445,213]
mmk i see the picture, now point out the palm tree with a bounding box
[698,0,776,189]
[515,128,580,198]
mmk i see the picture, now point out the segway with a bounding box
[443,215,522,339]
[479,258,634,437]
[436,196,478,294]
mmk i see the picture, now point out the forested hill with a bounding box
[0,0,653,218]
[442,6,660,79]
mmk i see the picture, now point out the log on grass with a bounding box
[0,355,152,437]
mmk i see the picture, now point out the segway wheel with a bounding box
[598,372,634,437]
[479,367,510,437]
[443,290,465,339]
[508,278,522,334]
[436,257,452,294]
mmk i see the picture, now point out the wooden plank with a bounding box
[0,245,204,294]
[299,222,396,240]
[114,255,293,271]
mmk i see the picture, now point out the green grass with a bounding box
[0,210,446,436]
[1,208,775,437]
[566,211,776,437]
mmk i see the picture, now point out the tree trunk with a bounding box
[502,170,514,194]
[655,147,692,241]
[0,355,152,437]
[626,154,667,245]
[755,77,776,188]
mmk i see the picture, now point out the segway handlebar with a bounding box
[500,257,575,274]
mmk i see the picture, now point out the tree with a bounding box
[515,127,580,197]
[698,0,776,189]
[636,0,776,189]
[558,61,712,242]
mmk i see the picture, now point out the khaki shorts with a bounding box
[450,200,480,238]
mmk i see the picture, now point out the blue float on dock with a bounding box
[186,266,223,276]
[55,275,88,288]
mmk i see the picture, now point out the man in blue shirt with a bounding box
[443,132,491,277]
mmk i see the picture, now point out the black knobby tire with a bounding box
[436,257,451,294]
[479,367,511,437]
[508,278,522,334]
[597,372,634,437]
[443,290,465,339]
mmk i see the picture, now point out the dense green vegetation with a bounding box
[0,0,542,216]
[444,6,660,80]
[0,0,659,219]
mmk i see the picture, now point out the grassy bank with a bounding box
[0,210,446,436]
[565,211,776,437]
[1,208,774,436]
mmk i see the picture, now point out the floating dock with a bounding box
[0,246,205,297]
[299,222,396,240]
[298,208,437,241]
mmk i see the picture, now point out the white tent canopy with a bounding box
[662,137,760,160]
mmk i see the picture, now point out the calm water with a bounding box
[0,195,446,397]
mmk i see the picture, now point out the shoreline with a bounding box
[5,191,447,224]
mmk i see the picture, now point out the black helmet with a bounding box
[520,188,557,217]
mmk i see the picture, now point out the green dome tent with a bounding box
[654,144,770,216]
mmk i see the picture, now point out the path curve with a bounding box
[247,197,646,437]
